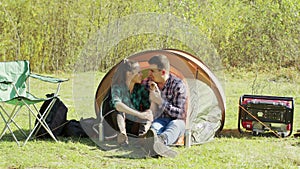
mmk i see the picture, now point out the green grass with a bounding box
[1,69,300,169]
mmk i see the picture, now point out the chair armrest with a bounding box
[29,73,68,83]
[0,80,12,84]
[0,80,13,90]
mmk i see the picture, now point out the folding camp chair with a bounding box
[0,60,68,146]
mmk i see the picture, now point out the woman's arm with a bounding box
[115,101,153,121]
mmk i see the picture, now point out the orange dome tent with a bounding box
[94,49,225,145]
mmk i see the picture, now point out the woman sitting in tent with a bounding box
[110,59,153,145]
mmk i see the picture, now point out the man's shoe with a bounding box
[153,135,178,158]
[143,128,157,156]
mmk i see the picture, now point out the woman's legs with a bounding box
[116,112,128,145]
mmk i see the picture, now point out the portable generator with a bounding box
[238,95,294,137]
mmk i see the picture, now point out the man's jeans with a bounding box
[151,117,185,145]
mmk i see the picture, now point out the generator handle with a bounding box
[241,94,294,112]
[241,94,293,101]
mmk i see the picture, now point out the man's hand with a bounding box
[149,81,159,91]
[149,89,163,105]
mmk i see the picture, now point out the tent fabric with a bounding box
[187,79,222,144]
[94,49,225,145]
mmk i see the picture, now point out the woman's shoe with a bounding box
[117,133,129,145]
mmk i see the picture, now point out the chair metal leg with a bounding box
[0,105,28,146]
[22,101,58,146]
[31,99,56,137]
[0,111,21,146]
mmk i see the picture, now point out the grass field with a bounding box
[0,68,299,169]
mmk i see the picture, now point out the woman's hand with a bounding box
[138,110,153,121]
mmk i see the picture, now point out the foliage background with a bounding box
[0,0,299,72]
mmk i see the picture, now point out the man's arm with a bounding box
[161,80,187,119]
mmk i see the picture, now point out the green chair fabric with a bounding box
[0,60,68,146]
[0,61,30,103]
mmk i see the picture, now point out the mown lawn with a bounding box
[0,68,299,169]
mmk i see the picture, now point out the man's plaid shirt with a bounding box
[144,74,187,120]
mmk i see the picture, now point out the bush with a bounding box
[0,0,298,72]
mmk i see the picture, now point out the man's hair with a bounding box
[148,55,170,72]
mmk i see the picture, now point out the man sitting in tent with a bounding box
[144,55,188,158]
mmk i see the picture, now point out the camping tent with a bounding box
[94,49,225,145]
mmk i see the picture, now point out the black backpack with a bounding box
[34,94,68,138]
[62,119,88,138]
